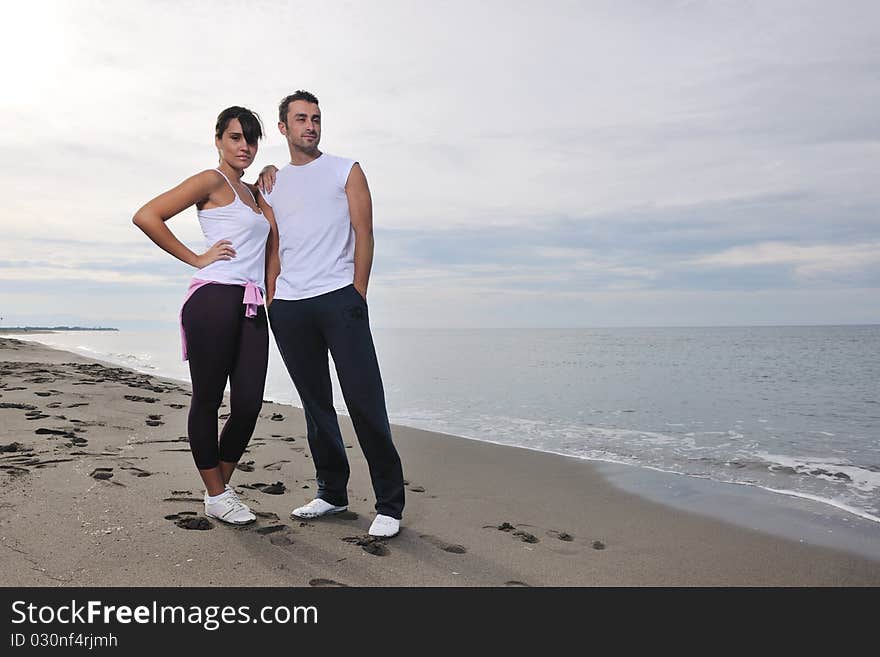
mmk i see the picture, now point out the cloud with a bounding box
[692,241,880,279]
[1,1,879,327]
[0,265,175,286]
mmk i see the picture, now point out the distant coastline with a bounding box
[0,327,119,333]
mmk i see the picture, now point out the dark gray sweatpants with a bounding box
[268,284,405,519]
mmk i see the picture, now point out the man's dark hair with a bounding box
[215,106,263,146]
[279,90,320,125]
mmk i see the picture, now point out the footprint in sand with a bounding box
[0,465,30,476]
[125,395,159,403]
[67,402,89,408]
[269,532,295,547]
[0,402,37,410]
[241,481,287,495]
[90,468,114,480]
[513,530,539,544]
[31,458,75,468]
[219,412,230,419]
[486,522,540,544]
[419,534,467,554]
[121,466,153,478]
[165,511,213,530]
[547,530,575,542]
[146,415,164,427]
[263,460,290,471]
[255,524,288,535]
[35,427,75,439]
[309,578,347,587]
[166,403,185,409]
[342,535,389,556]
[236,461,255,472]
[270,413,284,421]
[591,540,606,550]
[408,485,426,493]
[164,511,196,519]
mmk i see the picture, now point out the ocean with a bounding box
[9,325,880,529]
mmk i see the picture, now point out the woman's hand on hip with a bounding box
[195,240,236,268]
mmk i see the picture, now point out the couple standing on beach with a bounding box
[133,91,405,538]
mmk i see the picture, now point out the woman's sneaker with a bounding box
[204,487,256,525]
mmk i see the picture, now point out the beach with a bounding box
[1,336,878,587]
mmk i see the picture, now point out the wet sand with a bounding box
[1,336,878,586]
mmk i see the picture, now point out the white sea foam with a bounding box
[755,452,880,493]
[749,485,880,525]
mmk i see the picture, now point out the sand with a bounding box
[1,336,878,586]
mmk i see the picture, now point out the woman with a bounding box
[133,106,278,525]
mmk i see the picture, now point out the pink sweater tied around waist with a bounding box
[179,279,264,361]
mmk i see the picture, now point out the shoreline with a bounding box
[1,336,878,585]
[7,332,879,556]
[8,331,879,538]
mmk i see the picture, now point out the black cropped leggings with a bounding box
[181,283,268,469]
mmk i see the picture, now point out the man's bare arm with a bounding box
[346,163,373,299]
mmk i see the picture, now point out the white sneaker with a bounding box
[368,514,400,537]
[290,498,348,519]
[204,488,256,525]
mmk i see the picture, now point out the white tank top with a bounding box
[193,169,270,291]
[261,153,357,300]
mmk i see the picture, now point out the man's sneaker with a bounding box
[290,498,348,519]
[204,488,256,525]
[368,514,400,537]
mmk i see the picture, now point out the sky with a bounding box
[1,0,878,328]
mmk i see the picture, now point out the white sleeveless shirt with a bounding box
[261,153,357,300]
[193,169,270,291]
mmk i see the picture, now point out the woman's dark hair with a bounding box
[215,106,263,145]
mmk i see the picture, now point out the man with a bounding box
[257,90,404,538]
